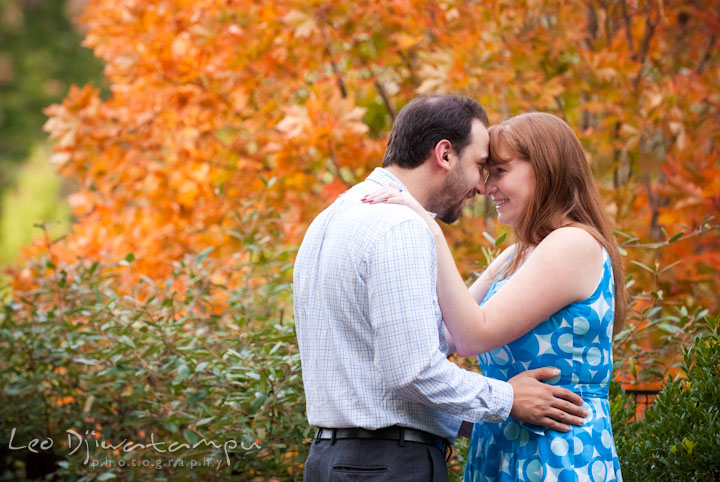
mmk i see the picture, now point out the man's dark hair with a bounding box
[382,95,489,169]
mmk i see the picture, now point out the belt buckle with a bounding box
[315,427,336,444]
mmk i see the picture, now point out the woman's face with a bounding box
[485,142,535,227]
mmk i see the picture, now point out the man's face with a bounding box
[428,120,489,223]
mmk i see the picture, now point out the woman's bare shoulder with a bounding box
[539,225,602,257]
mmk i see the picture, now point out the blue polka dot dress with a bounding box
[464,248,623,482]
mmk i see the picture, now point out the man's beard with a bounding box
[427,164,471,224]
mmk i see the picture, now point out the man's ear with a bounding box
[433,140,453,172]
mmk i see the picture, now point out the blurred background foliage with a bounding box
[0,0,102,263]
[0,0,719,479]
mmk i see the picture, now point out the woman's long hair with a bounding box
[488,113,627,333]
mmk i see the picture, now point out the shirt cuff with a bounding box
[482,378,514,423]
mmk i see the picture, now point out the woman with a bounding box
[362,112,625,481]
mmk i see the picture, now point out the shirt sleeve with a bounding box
[366,218,513,423]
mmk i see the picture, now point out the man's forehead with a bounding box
[472,120,489,141]
[472,122,490,159]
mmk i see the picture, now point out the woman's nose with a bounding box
[484,177,497,194]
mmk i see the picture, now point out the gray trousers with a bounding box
[303,437,449,481]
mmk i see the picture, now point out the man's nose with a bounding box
[475,174,487,195]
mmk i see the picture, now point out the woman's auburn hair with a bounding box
[488,112,627,333]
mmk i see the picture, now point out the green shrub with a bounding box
[613,316,720,481]
[4,230,717,482]
[0,241,311,481]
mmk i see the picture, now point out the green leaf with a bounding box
[658,323,682,334]
[630,260,655,274]
[183,428,200,445]
[646,306,662,318]
[187,389,209,404]
[97,472,117,480]
[195,417,215,427]
[682,437,695,455]
[495,232,508,246]
[269,342,283,355]
[118,335,136,349]
[176,364,190,381]
[73,357,98,365]
[246,371,261,381]
[660,259,683,274]
[195,247,214,265]
[225,348,243,359]
[3,385,25,395]
[250,394,267,412]
[668,231,685,243]
[125,253,135,263]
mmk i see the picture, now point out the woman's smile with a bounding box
[493,197,509,210]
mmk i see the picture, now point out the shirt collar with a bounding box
[365,168,438,219]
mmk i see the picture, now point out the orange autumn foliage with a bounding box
[11,1,719,382]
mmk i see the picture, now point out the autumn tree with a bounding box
[13,0,719,388]
[2,1,719,478]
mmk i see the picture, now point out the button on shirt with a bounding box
[293,168,513,441]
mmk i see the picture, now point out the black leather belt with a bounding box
[314,426,452,461]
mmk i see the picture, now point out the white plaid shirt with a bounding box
[293,168,513,441]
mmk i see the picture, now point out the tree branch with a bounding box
[633,5,661,88]
[697,34,716,75]
[585,1,599,49]
[374,79,397,121]
[643,173,662,241]
[621,0,635,55]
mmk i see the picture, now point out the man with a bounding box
[293,95,587,481]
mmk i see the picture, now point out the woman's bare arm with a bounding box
[362,186,603,356]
